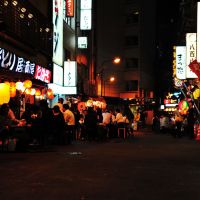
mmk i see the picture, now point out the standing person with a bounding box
[39,100,54,146]
[96,107,103,123]
[54,97,64,112]
[63,104,75,144]
[134,109,141,131]
[84,107,98,141]
[102,108,112,138]
[52,105,65,145]
[187,101,197,139]
[174,109,183,138]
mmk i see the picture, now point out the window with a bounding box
[125,80,138,91]
[125,58,138,68]
[125,36,138,46]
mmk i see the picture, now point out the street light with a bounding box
[103,76,115,96]
[97,57,121,97]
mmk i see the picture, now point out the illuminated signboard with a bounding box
[80,9,92,30]
[80,0,92,30]
[186,33,197,78]
[176,46,186,80]
[78,37,87,48]
[34,65,51,83]
[81,0,92,9]
[53,63,63,86]
[197,2,200,62]
[0,48,35,75]
[53,0,63,66]
[66,0,74,17]
[64,61,77,87]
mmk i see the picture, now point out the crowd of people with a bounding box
[0,97,136,151]
[152,100,198,139]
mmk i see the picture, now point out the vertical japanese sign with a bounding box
[176,46,186,80]
[186,33,197,78]
[66,0,74,17]
[197,2,200,62]
[53,0,63,66]
[64,61,77,87]
[80,0,92,30]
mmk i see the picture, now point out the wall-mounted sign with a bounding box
[66,0,74,17]
[186,33,197,78]
[53,63,63,86]
[197,2,200,62]
[81,0,92,9]
[176,46,186,80]
[53,0,63,66]
[64,61,77,87]
[80,0,92,30]
[34,65,51,83]
[0,48,35,75]
[78,37,87,48]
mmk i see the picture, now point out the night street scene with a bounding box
[1,0,200,199]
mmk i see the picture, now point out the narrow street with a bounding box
[1,130,200,200]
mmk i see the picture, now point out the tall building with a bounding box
[95,0,156,100]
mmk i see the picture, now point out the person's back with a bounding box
[102,110,112,125]
[84,107,98,141]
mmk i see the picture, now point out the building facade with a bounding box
[95,0,156,100]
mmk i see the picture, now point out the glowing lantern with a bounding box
[16,81,23,90]
[46,88,54,99]
[25,88,31,95]
[178,100,189,115]
[4,81,10,87]
[86,99,93,107]
[30,88,36,95]
[9,82,16,97]
[0,83,10,105]
[35,88,41,96]
[23,80,32,89]
[78,102,86,112]
[193,88,200,100]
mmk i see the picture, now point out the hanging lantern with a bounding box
[46,88,54,99]
[25,88,32,95]
[30,88,36,95]
[86,99,93,107]
[178,100,189,115]
[35,88,41,96]
[9,82,16,98]
[0,83,10,105]
[16,81,23,90]
[23,79,32,89]
[4,81,10,87]
[78,102,86,112]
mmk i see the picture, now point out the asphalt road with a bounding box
[1,130,200,200]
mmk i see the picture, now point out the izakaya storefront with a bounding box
[0,47,53,118]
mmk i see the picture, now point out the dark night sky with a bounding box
[155,0,181,96]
